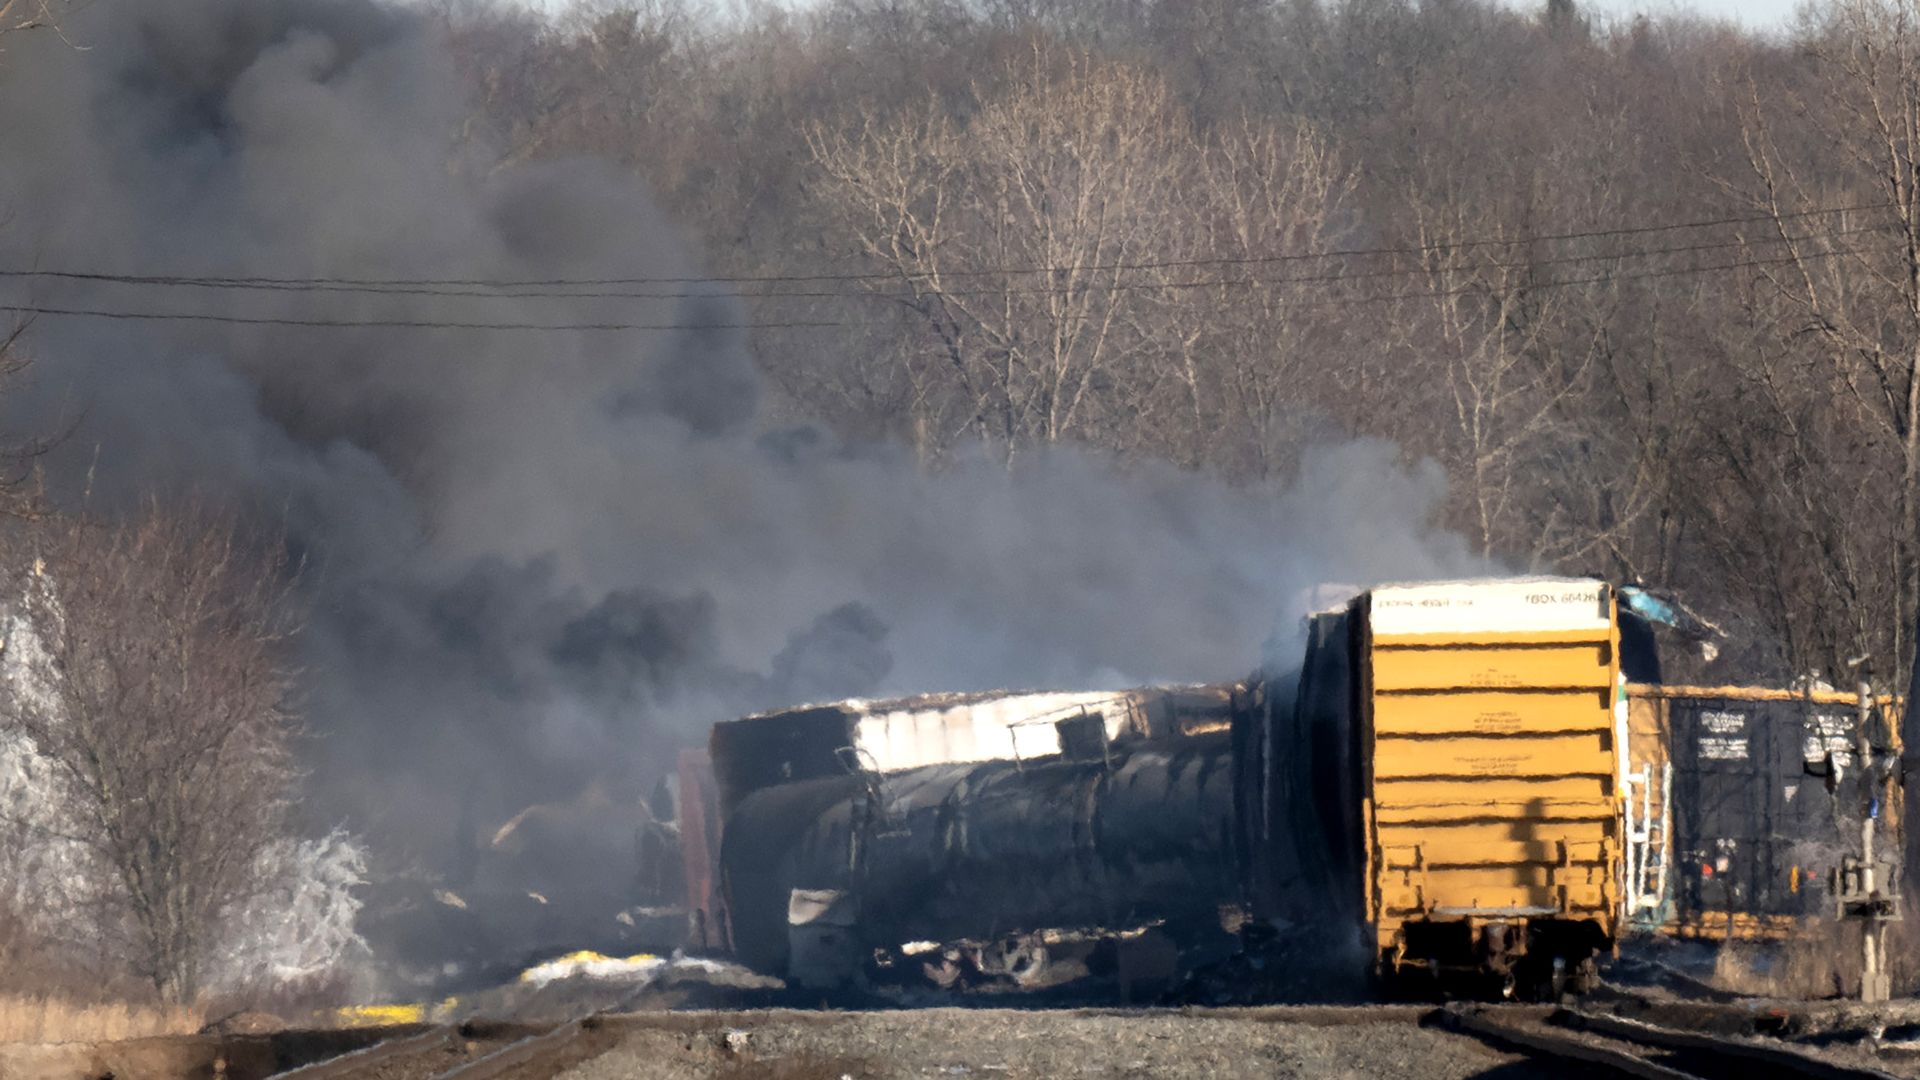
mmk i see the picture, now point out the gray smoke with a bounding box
[0,0,1480,982]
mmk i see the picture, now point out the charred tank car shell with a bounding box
[721,735,1238,979]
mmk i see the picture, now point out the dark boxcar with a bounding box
[1642,688,1883,936]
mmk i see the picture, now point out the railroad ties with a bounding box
[265,1027,462,1080]
[1441,1003,1904,1080]
[264,1018,607,1080]
[426,1018,606,1080]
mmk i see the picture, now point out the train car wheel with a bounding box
[1566,955,1598,996]
[975,936,1051,988]
[921,953,966,990]
[1006,941,1050,987]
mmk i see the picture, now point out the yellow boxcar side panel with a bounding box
[1375,819,1614,865]
[1370,776,1612,820]
[1372,689,1613,735]
[1371,731,1614,780]
[1370,643,1612,692]
[1375,863,1617,894]
[1378,879,1612,920]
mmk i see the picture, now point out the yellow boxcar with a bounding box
[1359,578,1622,996]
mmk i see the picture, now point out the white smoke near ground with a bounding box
[1,767,373,998]
[0,575,97,966]
[0,579,372,997]
[0,735,94,952]
[0,0,1483,988]
[207,831,374,994]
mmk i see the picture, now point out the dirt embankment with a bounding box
[0,1024,422,1080]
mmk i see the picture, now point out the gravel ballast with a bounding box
[555,1008,1554,1080]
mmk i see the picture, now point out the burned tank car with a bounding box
[707,687,1250,993]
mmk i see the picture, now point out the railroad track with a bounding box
[268,1026,463,1080]
[275,1002,1914,1080]
[267,1018,611,1080]
[1442,1003,1906,1080]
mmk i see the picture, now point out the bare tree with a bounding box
[0,0,62,38]
[804,42,1352,472]
[804,43,1218,465]
[1173,117,1353,482]
[0,324,38,518]
[399,0,1908,684]
[0,505,301,1002]
[1385,189,1613,565]
[1710,0,1920,684]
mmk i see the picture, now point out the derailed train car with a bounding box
[1620,683,1902,941]
[687,579,1639,998]
[1266,578,1624,997]
[699,686,1247,991]
[679,577,1903,999]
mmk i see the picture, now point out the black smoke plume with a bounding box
[0,0,1476,984]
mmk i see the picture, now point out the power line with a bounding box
[0,305,845,332]
[0,199,1898,292]
[0,221,1892,305]
[0,241,1889,332]
[1284,241,1893,312]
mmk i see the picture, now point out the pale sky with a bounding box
[1572,0,1804,29]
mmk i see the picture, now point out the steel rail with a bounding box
[1563,1010,1905,1080]
[1441,1004,1701,1080]
[424,1017,600,1080]
[265,1026,455,1079]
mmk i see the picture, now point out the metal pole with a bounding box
[1857,672,1890,1002]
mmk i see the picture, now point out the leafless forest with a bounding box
[428,0,1920,685]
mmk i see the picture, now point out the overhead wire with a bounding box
[0,305,841,331]
[0,221,1893,304]
[1283,241,1897,311]
[0,197,1899,293]
[0,236,1894,332]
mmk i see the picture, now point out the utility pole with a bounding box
[1907,613,1920,914]
[1840,658,1898,1002]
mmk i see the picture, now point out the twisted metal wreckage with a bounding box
[660,578,1908,1002]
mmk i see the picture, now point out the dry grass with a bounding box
[1709,920,1859,1000]
[0,995,203,1045]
